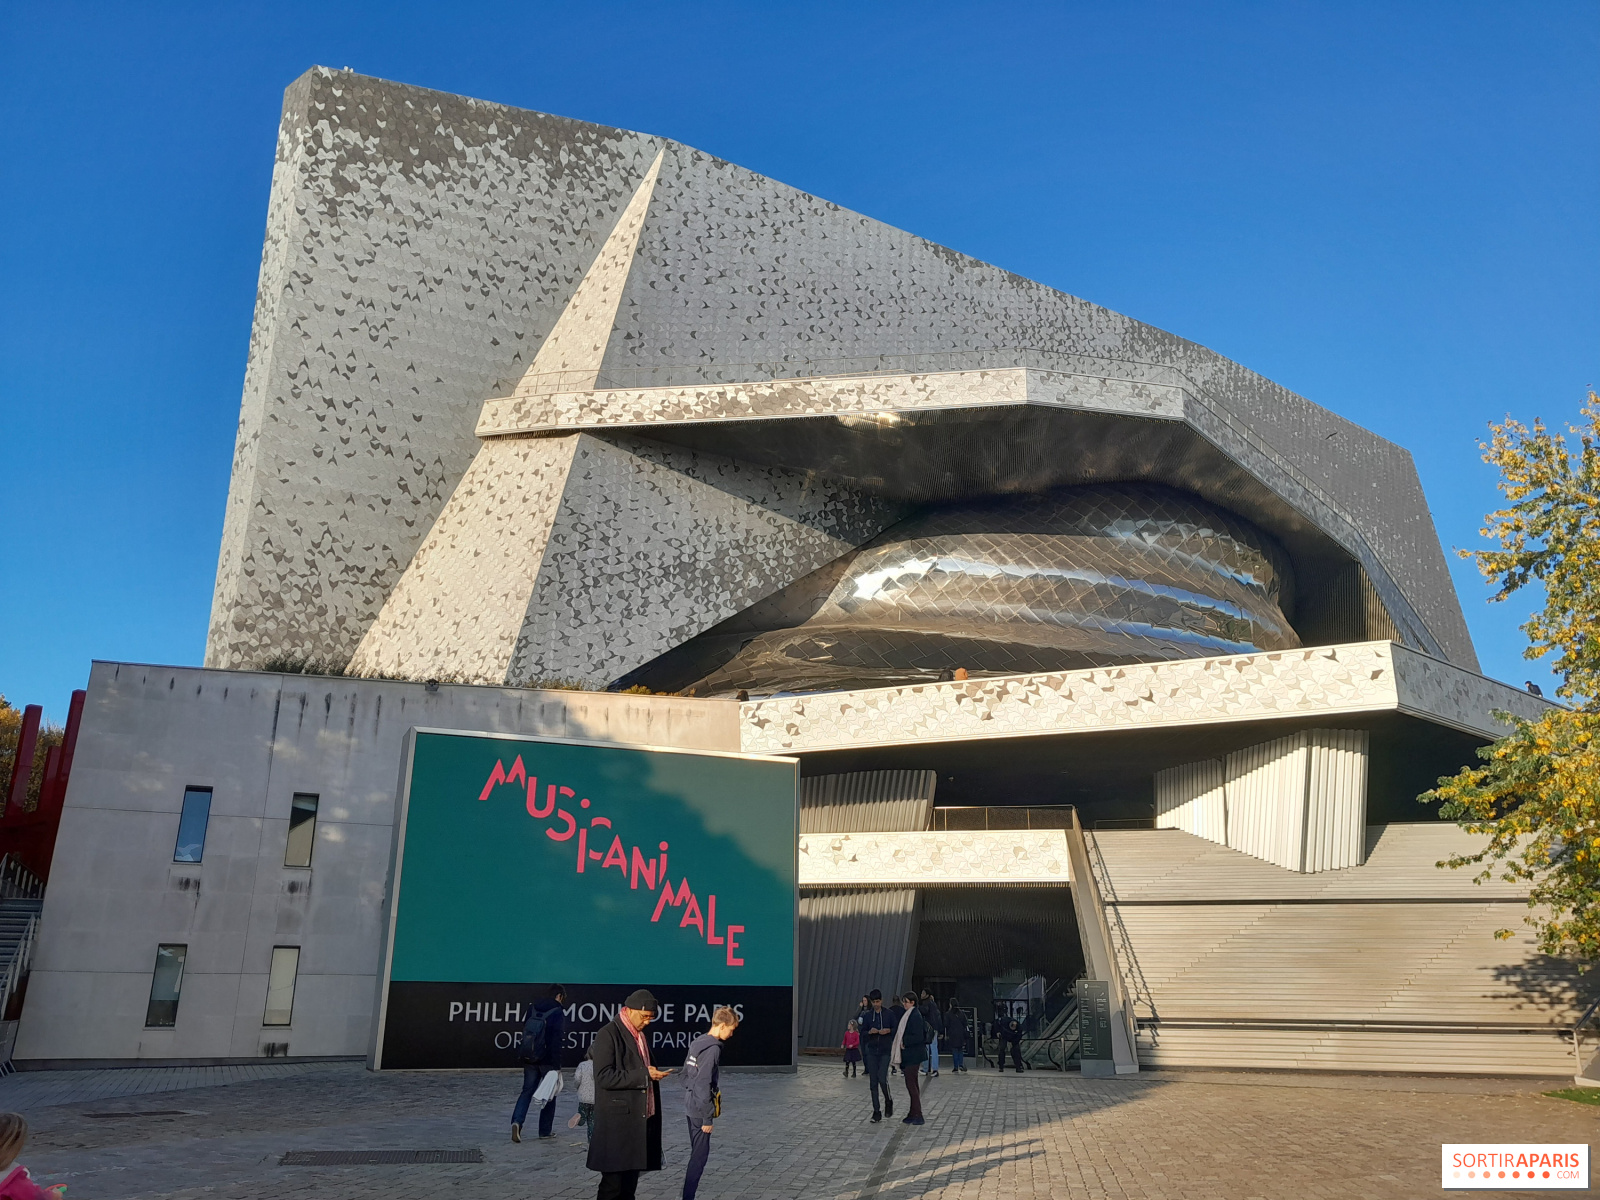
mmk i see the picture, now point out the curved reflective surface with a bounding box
[687,484,1299,696]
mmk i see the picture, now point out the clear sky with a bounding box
[1,1,1595,721]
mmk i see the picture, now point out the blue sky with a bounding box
[1,1,1595,721]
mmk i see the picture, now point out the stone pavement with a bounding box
[1,1059,1591,1199]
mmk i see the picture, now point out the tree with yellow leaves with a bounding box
[1423,395,1600,959]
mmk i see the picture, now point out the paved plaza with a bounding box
[0,1059,1590,1198]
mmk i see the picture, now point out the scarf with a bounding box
[889,1005,913,1068]
[625,1019,655,1118]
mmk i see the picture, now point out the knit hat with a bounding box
[624,988,659,1014]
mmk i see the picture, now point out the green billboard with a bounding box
[374,729,798,1069]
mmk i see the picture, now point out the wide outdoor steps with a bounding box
[1092,824,1588,1076]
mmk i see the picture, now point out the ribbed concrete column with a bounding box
[1223,729,1369,872]
[1154,759,1226,843]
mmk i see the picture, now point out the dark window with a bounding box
[173,788,212,863]
[285,793,319,868]
[145,943,187,1027]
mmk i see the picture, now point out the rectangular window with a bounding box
[172,787,212,863]
[285,793,319,868]
[264,946,300,1026]
[145,943,187,1027]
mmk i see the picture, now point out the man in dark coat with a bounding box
[857,989,895,1123]
[893,992,927,1125]
[945,999,969,1072]
[587,989,672,1200]
[998,1017,1024,1072]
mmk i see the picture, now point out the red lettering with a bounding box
[575,826,587,871]
[478,760,507,801]
[528,783,571,820]
[600,835,628,876]
[725,925,744,967]
[506,756,527,788]
[630,847,657,891]
[679,891,705,937]
[546,809,576,841]
[651,877,691,922]
[707,894,724,944]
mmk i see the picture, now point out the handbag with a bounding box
[711,1088,721,1119]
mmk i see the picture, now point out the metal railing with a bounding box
[1571,995,1600,1083]
[0,913,39,1029]
[931,805,1076,832]
[0,857,43,901]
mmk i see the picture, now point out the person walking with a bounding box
[858,990,895,1122]
[945,1000,968,1073]
[889,992,926,1125]
[920,991,943,1079]
[588,989,673,1200]
[841,1020,861,1077]
[680,1006,739,1200]
[512,984,567,1142]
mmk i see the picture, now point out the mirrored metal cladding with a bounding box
[685,483,1300,696]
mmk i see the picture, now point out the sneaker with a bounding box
[884,1101,894,1117]
[907,1117,925,1126]
[871,1112,882,1123]
[511,1123,522,1143]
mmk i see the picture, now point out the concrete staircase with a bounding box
[1091,824,1589,1076]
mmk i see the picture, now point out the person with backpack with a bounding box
[512,984,568,1142]
[679,1006,739,1200]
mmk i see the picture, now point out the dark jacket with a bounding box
[527,996,566,1064]
[946,1007,968,1052]
[897,1005,928,1068]
[921,1000,944,1037]
[681,1033,723,1126]
[586,1015,663,1174]
[858,1005,895,1055]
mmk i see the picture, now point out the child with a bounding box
[841,1019,861,1077]
[0,1113,64,1198]
[565,1056,596,1143]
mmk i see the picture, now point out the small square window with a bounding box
[285,793,319,868]
[173,788,212,863]
[145,943,187,1027]
[264,946,300,1026]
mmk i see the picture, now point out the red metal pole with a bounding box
[3,705,41,819]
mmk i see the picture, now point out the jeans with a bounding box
[598,1170,640,1200]
[951,1046,965,1070]
[682,1117,712,1199]
[512,1065,558,1136]
[902,1065,923,1120]
[864,1052,891,1114]
[924,1034,938,1074]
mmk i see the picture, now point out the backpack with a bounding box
[518,1004,554,1064]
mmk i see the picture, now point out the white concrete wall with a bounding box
[15,662,737,1065]
[1223,729,1370,873]
[1154,759,1227,842]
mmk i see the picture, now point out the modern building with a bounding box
[10,68,1589,1076]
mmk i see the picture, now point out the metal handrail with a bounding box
[1571,995,1600,1081]
[0,857,42,901]
[0,913,39,1028]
